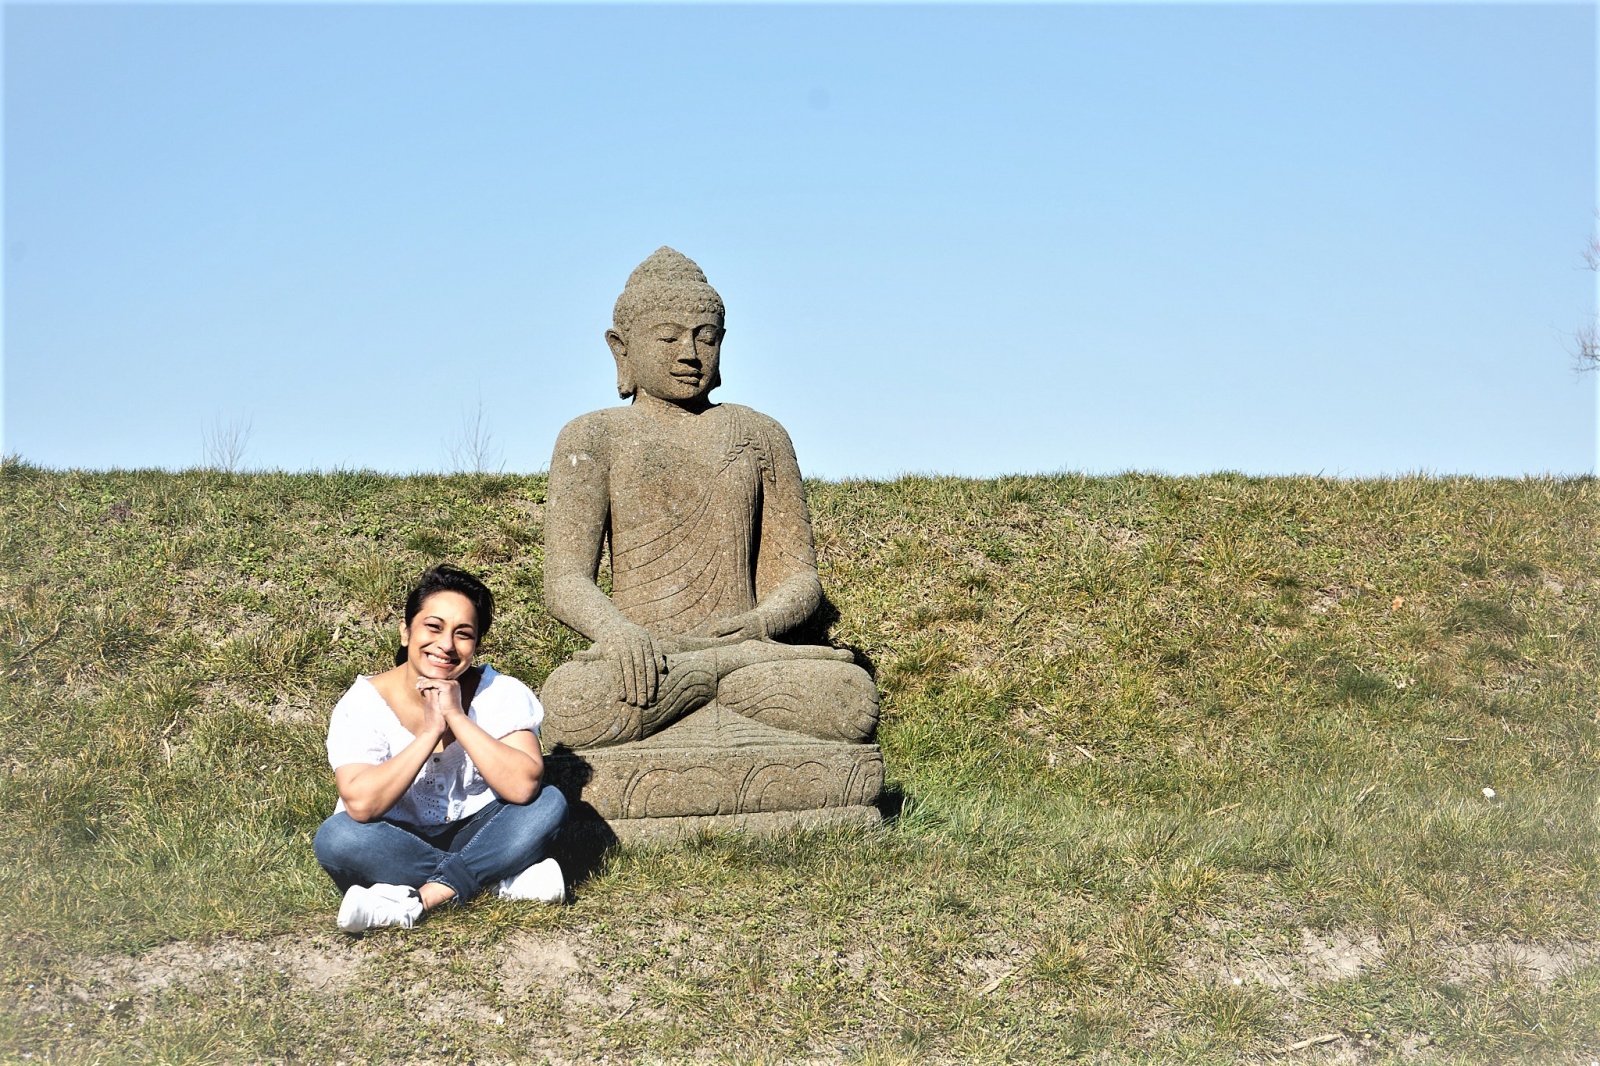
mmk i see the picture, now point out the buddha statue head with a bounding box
[606,247,727,406]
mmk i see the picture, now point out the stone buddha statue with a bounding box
[541,247,879,750]
[537,248,882,840]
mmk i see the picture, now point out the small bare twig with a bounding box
[2,622,63,679]
[1576,223,1599,371]
[202,415,252,472]
[1270,1032,1341,1055]
[871,987,916,1015]
[446,399,504,474]
[1577,323,1600,372]
[978,964,1022,995]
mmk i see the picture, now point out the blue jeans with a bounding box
[314,786,568,902]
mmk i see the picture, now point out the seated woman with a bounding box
[313,564,568,933]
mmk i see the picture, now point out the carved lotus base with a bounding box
[543,703,884,843]
[567,805,883,847]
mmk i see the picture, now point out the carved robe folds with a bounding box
[540,405,883,844]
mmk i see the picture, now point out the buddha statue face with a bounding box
[607,247,727,408]
[607,311,724,407]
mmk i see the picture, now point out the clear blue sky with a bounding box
[4,3,1595,478]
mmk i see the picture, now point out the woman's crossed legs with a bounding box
[314,785,567,905]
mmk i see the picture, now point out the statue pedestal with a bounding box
[544,704,883,845]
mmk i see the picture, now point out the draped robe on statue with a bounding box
[539,402,877,751]
[608,405,810,637]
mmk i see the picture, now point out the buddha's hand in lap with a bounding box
[591,621,667,708]
[757,643,856,663]
[703,639,857,674]
[684,613,855,665]
[692,611,769,644]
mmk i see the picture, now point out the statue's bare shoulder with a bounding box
[719,404,801,461]
[551,406,633,467]
[721,403,789,434]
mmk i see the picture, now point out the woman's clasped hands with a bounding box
[414,676,461,748]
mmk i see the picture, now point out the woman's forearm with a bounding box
[336,735,438,822]
[447,713,543,804]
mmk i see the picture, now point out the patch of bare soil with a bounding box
[497,931,644,1024]
[1189,925,1595,1001]
[73,934,362,1000]
[1309,586,1347,615]
[1444,940,1596,983]
[1187,924,1382,995]
[1094,521,1148,554]
[412,982,504,1027]
[1300,1032,1437,1064]
[262,696,321,725]
[498,933,579,999]
[1297,928,1385,983]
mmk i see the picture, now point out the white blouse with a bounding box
[325,665,544,827]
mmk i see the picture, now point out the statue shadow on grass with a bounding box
[799,592,903,826]
[545,761,617,885]
[874,783,906,825]
[789,591,878,681]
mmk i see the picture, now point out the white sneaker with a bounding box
[337,883,423,933]
[497,857,565,903]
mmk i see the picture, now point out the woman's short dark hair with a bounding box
[394,564,494,666]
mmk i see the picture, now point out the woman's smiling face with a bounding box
[400,590,479,679]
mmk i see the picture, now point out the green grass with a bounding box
[2,460,1597,1063]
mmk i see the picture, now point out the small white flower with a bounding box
[1231,976,1243,986]
[1483,787,1496,800]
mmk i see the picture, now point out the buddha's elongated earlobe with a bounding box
[605,329,635,399]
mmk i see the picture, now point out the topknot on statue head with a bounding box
[612,246,726,339]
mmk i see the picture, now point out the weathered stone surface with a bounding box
[536,248,882,834]
[571,806,883,847]
[544,705,883,820]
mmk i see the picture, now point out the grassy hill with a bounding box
[2,461,1597,1063]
